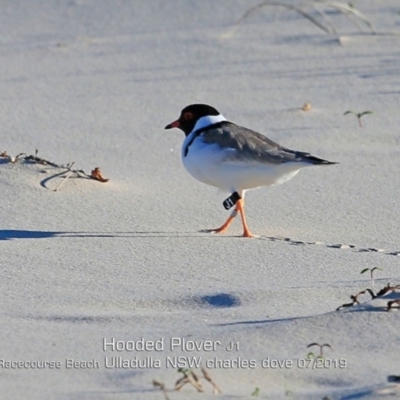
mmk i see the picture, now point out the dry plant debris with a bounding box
[90,167,109,183]
[201,366,222,395]
[175,368,203,392]
[152,380,170,400]
[375,284,400,297]
[0,149,109,191]
[174,367,221,394]
[228,1,375,38]
[336,289,374,310]
[336,284,400,311]
[387,300,400,312]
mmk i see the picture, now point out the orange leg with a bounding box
[207,199,254,237]
[236,199,254,237]
[207,205,239,234]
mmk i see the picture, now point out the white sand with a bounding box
[1,1,400,398]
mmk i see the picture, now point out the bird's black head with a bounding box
[165,104,220,136]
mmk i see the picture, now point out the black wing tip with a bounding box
[320,160,338,165]
[306,155,338,165]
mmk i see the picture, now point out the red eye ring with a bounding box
[183,112,193,121]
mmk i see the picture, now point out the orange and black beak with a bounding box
[165,119,180,130]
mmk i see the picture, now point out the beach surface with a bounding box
[1,1,400,398]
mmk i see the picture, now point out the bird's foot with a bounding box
[205,226,229,234]
[203,211,237,235]
[242,229,255,238]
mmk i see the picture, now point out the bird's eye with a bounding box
[183,112,193,121]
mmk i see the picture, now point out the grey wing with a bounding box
[201,122,334,165]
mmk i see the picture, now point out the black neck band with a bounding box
[184,121,228,157]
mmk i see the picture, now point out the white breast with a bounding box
[181,116,309,193]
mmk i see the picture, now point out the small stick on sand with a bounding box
[0,149,109,190]
[201,366,222,394]
[53,171,73,192]
[152,380,170,400]
[387,300,400,312]
[175,369,203,392]
[336,290,370,310]
[376,284,400,297]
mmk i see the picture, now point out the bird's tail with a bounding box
[302,153,338,165]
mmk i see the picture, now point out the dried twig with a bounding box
[336,289,371,310]
[188,370,203,392]
[175,368,203,393]
[316,1,374,32]
[234,1,331,34]
[53,171,74,192]
[174,367,221,394]
[152,380,170,400]
[201,367,222,394]
[0,149,109,190]
[336,284,400,311]
[229,0,375,38]
[364,288,376,299]
[387,300,400,312]
[374,284,400,297]
[350,291,365,304]
[336,301,355,311]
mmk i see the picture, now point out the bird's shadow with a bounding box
[0,230,64,240]
[0,229,281,241]
[196,293,241,308]
[2,231,399,260]
[213,315,307,327]
[0,229,248,241]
